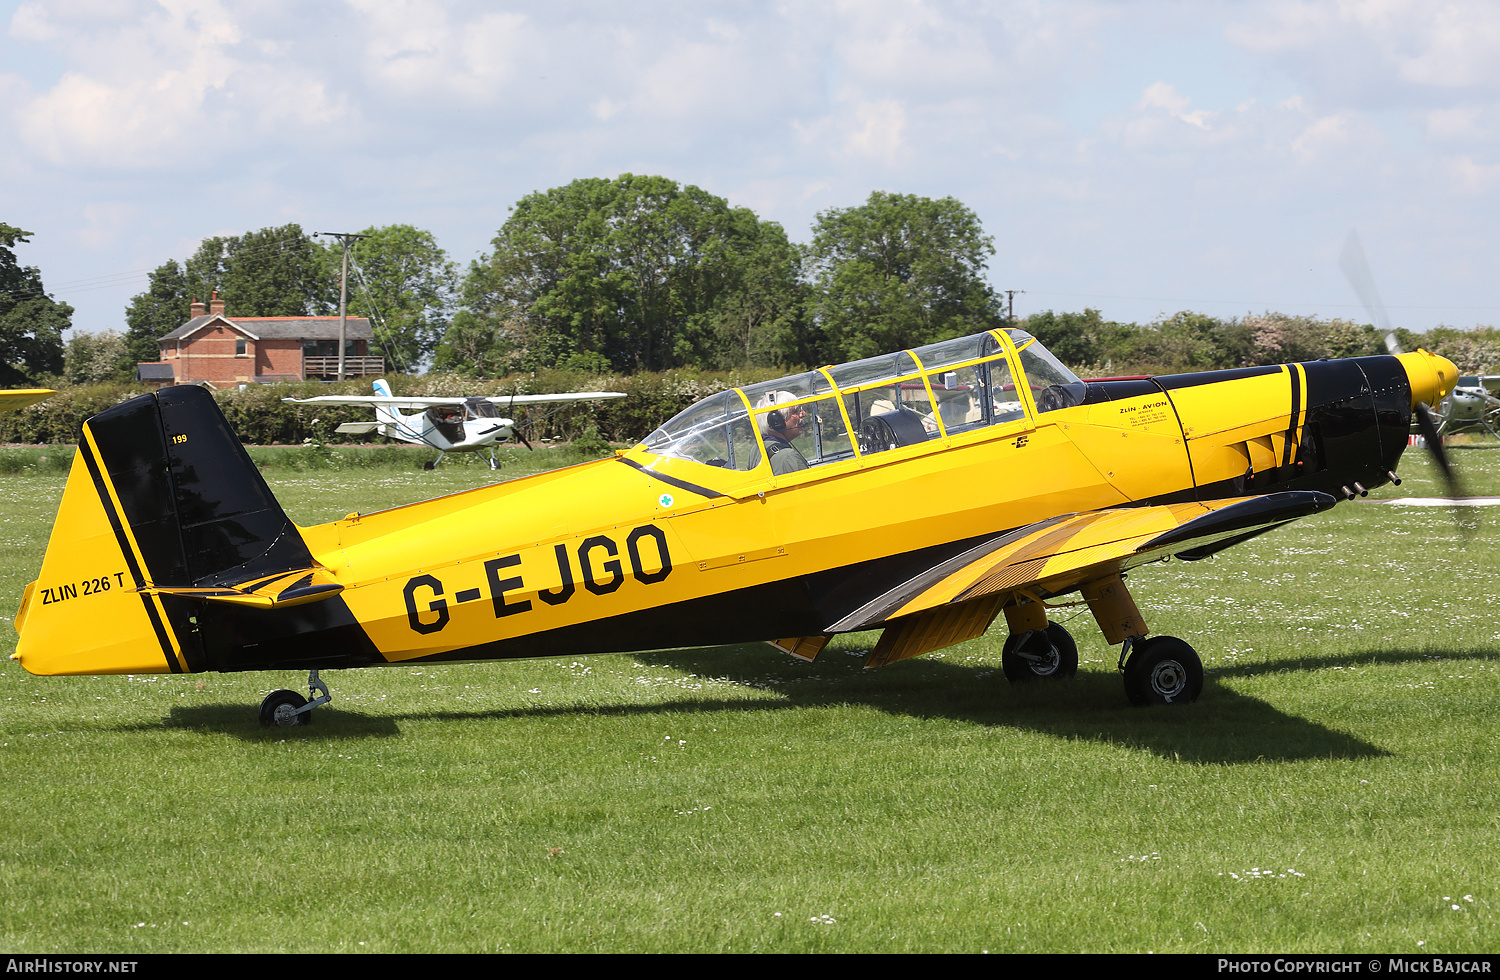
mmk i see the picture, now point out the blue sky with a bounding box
[3,0,1499,343]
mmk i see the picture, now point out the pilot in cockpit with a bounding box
[754,391,810,475]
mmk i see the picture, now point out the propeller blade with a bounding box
[1413,403,1458,491]
[1340,230,1400,353]
[1341,231,1468,526]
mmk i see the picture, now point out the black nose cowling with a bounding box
[1292,355,1414,499]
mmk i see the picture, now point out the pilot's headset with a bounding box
[754,390,801,436]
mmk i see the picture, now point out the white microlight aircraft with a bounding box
[1430,376,1500,439]
[284,380,626,469]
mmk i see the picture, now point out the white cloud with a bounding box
[1227,0,1500,92]
[8,0,351,168]
[1136,82,1216,130]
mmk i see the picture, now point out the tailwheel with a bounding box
[258,670,333,728]
[1002,622,1078,682]
[260,689,310,727]
[1122,636,1203,705]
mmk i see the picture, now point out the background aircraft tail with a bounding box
[371,378,407,432]
[13,386,332,675]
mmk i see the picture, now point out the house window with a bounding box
[303,340,358,357]
[236,339,247,356]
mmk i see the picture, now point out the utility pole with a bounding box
[1003,289,1025,325]
[317,232,371,381]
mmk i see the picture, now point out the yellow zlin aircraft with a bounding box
[11,331,1456,726]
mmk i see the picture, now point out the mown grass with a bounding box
[0,442,1497,952]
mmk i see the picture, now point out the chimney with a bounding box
[190,296,206,318]
[209,290,226,316]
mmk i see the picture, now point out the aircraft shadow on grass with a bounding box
[132,640,1500,763]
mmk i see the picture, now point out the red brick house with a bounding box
[147,293,382,385]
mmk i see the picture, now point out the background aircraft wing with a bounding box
[284,392,625,409]
[484,392,627,404]
[830,490,1337,635]
[282,394,473,409]
[0,389,54,412]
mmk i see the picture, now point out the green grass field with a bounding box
[1,441,1497,953]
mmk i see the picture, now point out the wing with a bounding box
[488,392,627,404]
[283,392,625,409]
[0,389,54,412]
[282,395,472,409]
[826,490,1336,666]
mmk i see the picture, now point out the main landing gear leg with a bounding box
[1083,573,1203,705]
[259,670,334,728]
[1000,601,1078,681]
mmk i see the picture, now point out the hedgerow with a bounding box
[0,368,788,447]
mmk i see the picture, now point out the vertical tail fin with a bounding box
[13,386,323,675]
[370,378,406,431]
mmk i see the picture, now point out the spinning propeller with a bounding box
[1340,230,1464,502]
[506,390,535,450]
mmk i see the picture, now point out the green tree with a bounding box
[0,223,69,386]
[218,224,336,316]
[804,191,1003,362]
[1023,308,1138,370]
[1132,311,1229,372]
[122,259,191,368]
[162,224,335,318]
[337,225,458,372]
[709,216,811,368]
[448,174,805,374]
[64,330,128,385]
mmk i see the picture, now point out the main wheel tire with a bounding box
[1002,623,1078,682]
[1122,636,1203,705]
[260,689,310,728]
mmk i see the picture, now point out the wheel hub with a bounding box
[1019,634,1060,675]
[1149,660,1188,700]
[272,703,302,727]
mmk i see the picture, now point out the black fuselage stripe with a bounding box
[79,438,182,673]
[1284,365,1302,468]
[616,457,726,499]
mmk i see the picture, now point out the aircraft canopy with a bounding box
[641,329,1085,472]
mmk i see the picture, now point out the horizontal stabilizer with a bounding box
[143,566,343,609]
[334,421,381,435]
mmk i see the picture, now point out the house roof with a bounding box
[135,363,176,381]
[159,314,374,343]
